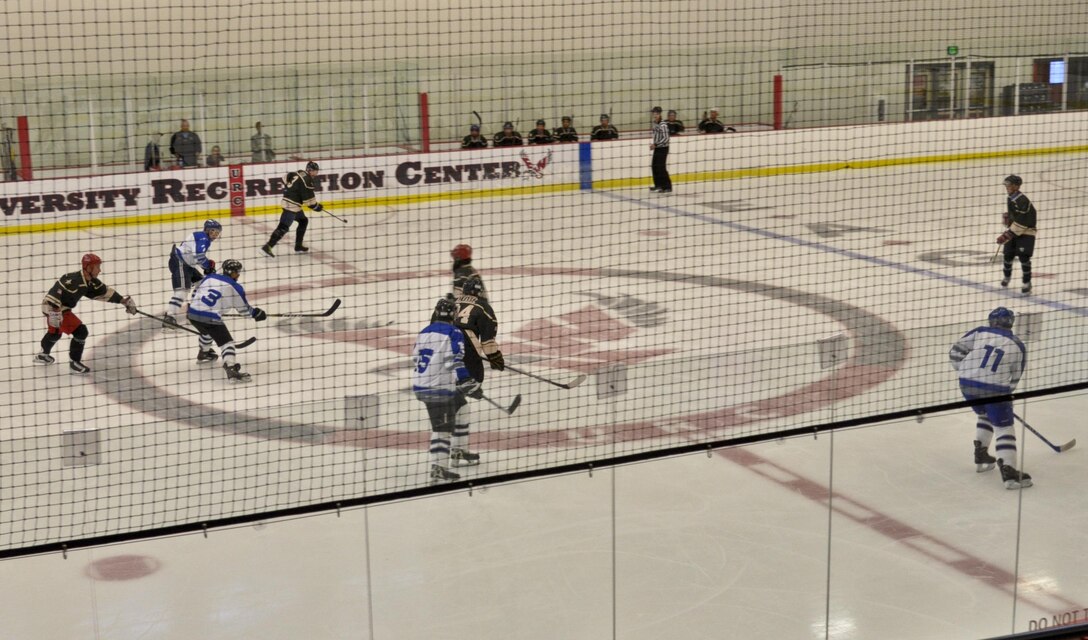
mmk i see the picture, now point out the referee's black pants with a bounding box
[652,146,671,191]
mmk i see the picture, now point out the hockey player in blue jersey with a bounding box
[949,307,1032,489]
[163,219,221,329]
[412,297,483,482]
[187,259,266,382]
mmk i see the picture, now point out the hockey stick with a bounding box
[1014,413,1076,453]
[472,111,483,127]
[990,245,1002,264]
[480,392,521,415]
[135,310,256,348]
[318,207,348,224]
[265,298,341,318]
[504,364,586,389]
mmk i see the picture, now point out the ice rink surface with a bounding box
[2,154,1088,638]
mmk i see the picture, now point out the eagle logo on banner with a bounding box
[519,149,552,179]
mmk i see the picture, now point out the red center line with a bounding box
[718,447,1081,616]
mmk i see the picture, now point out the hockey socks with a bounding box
[430,431,451,469]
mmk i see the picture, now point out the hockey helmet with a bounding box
[599,114,610,121]
[221,259,244,277]
[988,307,1015,329]
[450,244,473,261]
[651,106,662,114]
[432,297,456,323]
[204,219,223,233]
[561,115,572,123]
[503,122,514,130]
[461,277,485,298]
[470,124,480,132]
[1003,175,1022,187]
[81,253,102,271]
[305,161,320,173]
[536,119,546,126]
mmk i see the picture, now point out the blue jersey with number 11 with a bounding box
[949,326,1026,393]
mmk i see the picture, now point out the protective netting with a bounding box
[2,0,1087,555]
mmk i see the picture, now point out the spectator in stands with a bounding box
[205,145,225,167]
[698,109,735,134]
[169,119,202,167]
[553,116,578,142]
[666,109,685,135]
[493,122,523,147]
[461,124,488,149]
[251,121,275,163]
[591,114,619,140]
[526,120,554,145]
[144,133,163,171]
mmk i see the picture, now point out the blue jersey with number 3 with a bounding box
[188,274,253,324]
[949,326,1026,393]
[412,321,471,397]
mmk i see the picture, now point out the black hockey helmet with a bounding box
[503,121,513,130]
[561,115,572,123]
[221,259,243,278]
[432,297,456,323]
[1003,175,1022,187]
[305,160,320,173]
[651,106,662,114]
[462,277,485,298]
[536,119,546,126]
[470,124,480,131]
[988,306,1015,329]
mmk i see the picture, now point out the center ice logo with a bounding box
[277,292,671,375]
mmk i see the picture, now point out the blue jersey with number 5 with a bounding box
[412,321,471,397]
[949,326,1026,393]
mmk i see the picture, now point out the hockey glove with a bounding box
[310,203,324,212]
[457,377,482,399]
[122,296,138,315]
[486,350,505,371]
[46,310,63,328]
[204,259,216,276]
[996,230,1015,245]
[252,308,267,322]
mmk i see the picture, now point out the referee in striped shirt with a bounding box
[649,106,672,193]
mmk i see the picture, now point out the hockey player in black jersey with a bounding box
[450,243,489,299]
[526,120,554,145]
[34,253,138,374]
[461,124,488,149]
[553,116,578,142]
[591,114,619,140]
[493,122,523,147]
[996,175,1038,294]
[665,110,685,135]
[455,277,504,384]
[261,161,326,257]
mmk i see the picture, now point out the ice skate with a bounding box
[223,363,251,382]
[69,360,90,375]
[450,448,481,467]
[260,244,275,258]
[294,245,309,253]
[430,464,460,482]
[974,440,996,472]
[1021,282,1032,295]
[196,349,219,364]
[998,459,1033,489]
[33,352,55,365]
[1000,275,1010,287]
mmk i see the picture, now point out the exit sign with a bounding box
[947,45,959,56]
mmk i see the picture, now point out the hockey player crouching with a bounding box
[34,253,138,374]
[187,259,267,382]
[261,161,326,257]
[412,297,483,482]
[163,219,221,329]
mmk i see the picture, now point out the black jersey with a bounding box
[590,124,619,140]
[455,293,498,345]
[526,129,554,145]
[43,270,121,311]
[493,132,523,147]
[666,120,685,135]
[553,126,579,142]
[1007,191,1037,235]
[452,261,488,299]
[282,170,319,212]
[698,119,726,134]
[461,135,488,149]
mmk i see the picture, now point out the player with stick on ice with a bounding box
[187,259,267,382]
[34,253,138,374]
[948,307,1032,489]
[995,175,1037,295]
[261,161,327,257]
[412,297,484,482]
[162,219,221,330]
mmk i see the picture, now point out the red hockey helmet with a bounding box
[450,244,473,261]
[81,253,102,271]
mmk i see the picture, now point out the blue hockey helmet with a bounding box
[203,219,222,233]
[988,307,1015,329]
